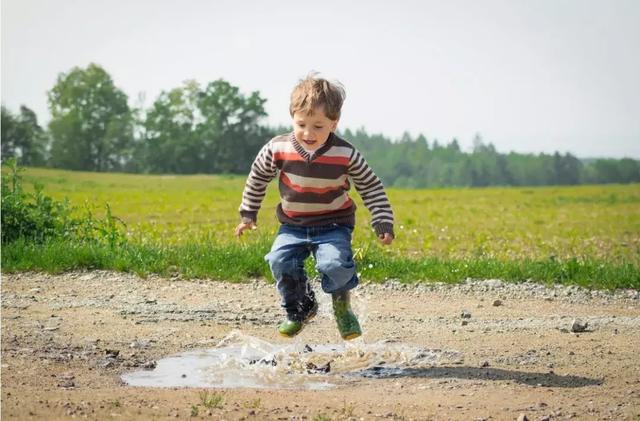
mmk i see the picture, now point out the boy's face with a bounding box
[292,107,338,151]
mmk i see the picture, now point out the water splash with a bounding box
[121,330,463,390]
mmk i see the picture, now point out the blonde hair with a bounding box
[289,72,346,121]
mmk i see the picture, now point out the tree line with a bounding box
[345,130,640,187]
[2,63,639,187]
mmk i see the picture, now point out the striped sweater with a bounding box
[239,132,394,237]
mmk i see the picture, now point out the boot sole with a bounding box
[341,331,362,340]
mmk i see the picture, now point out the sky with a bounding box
[2,0,639,158]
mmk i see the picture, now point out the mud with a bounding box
[2,271,639,420]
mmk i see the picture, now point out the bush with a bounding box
[1,159,126,247]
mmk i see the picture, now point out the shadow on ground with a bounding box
[357,366,602,388]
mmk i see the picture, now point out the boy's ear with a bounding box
[331,119,339,131]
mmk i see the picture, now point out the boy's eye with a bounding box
[314,126,323,130]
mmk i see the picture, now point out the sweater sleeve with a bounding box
[238,141,278,224]
[347,148,395,237]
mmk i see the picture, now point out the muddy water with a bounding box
[121,330,463,390]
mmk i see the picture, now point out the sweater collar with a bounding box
[290,132,334,162]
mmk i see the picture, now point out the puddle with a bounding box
[121,330,463,390]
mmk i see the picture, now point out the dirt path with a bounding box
[2,271,639,420]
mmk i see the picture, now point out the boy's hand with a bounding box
[235,221,256,237]
[378,233,393,245]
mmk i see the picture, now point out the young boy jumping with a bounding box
[235,74,394,340]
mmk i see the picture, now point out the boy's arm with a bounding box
[347,149,395,238]
[239,141,277,225]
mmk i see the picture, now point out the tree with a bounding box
[1,105,47,166]
[447,138,461,152]
[553,152,581,185]
[140,79,268,174]
[48,63,134,171]
[141,80,201,173]
[196,79,268,173]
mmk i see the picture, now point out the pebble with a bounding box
[571,319,588,333]
[141,361,157,370]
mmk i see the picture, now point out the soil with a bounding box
[2,271,639,420]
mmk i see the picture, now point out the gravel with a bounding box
[3,272,639,336]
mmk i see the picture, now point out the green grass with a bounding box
[2,237,637,289]
[2,167,639,289]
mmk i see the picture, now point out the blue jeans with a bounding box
[265,224,358,318]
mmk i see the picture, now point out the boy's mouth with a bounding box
[302,139,317,146]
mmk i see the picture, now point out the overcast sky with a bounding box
[2,0,639,158]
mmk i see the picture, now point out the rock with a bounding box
[141,361,157,370]
[517,414,528,421]
[105,349,120,358]
[461,320,469,326]
[305,361,331,374]
[482,279,503,289]
[130,340,151,349]
[99,359,116,369]
[461,310,472,319]
[480,361,490,368]
[492,299,502,307]
[57,374,75,388]
[571,319,588,333]
[57,379,75,388]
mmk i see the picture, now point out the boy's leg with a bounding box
[312,225,361,340]
[264,226,316,336]
[312,225,358,294]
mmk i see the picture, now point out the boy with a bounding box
[235,74,394,340]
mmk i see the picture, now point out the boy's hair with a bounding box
[289,73,346,121]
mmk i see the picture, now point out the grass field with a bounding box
[4,167,640,288]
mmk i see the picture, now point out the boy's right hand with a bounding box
[234,221,256,237]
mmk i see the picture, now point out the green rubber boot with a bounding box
[332,291,362,340]
[277,300,318,338]
[278,319,304,337]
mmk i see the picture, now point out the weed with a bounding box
[199,390,224,409]
[313,414,331,421]
[1,159,127,247]
[391,403,407,421]
[190,405,199,417]
[339,399,356,418]
[110,399,121,408]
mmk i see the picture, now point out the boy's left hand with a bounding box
[378,233,393,245]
